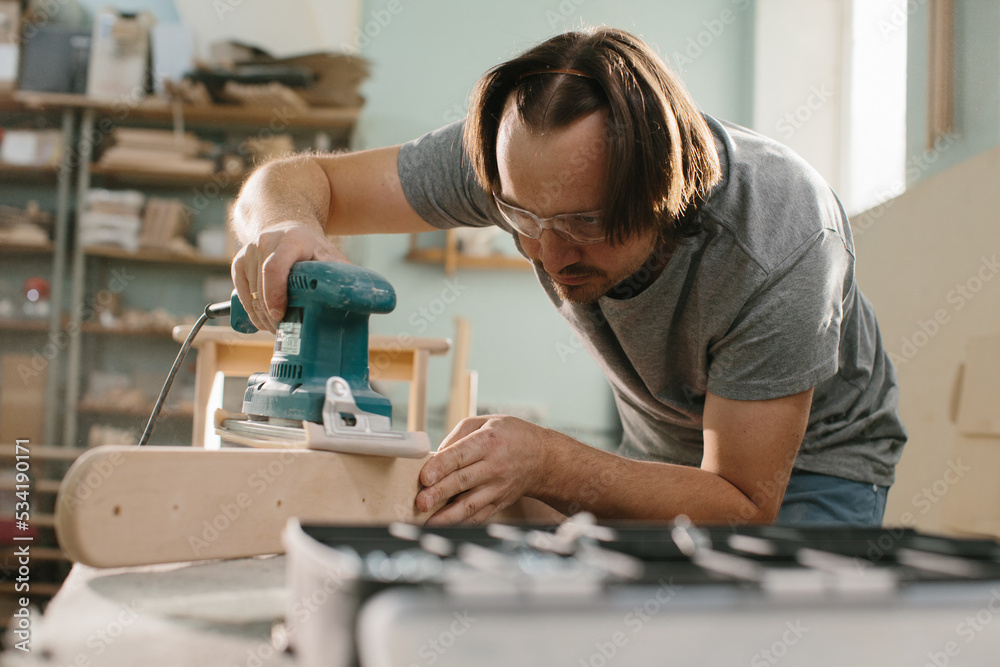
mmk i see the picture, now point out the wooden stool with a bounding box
[171,325,450,447]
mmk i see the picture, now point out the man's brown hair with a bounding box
[464,26,722,246]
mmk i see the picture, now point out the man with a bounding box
[230,27,906,527]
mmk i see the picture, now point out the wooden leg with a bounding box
[190,341,218,448]
[445,317,476,433]
[407,349,429,433]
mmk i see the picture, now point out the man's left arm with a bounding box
[416,388,813,525]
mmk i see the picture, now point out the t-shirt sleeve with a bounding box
[706,228,852,401]
[397,119,511,232]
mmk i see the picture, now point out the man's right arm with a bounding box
[230,145,439,332]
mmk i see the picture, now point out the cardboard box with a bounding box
[0,355,46,446]
[942,334,1000,537]
[85,8,154,100]
[0,129,63,166]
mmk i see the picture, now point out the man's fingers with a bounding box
[421,435,486,488]
[425,487,499,526]
[257,227,350,328]
[417,458,490,513]
[438,416,490,451]
[261,244,305,325]
[232,246,267,331]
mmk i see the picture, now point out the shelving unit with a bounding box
[0,162,60,179]
[83,244,232,266]
[15,91,360,131]
[87,164,242,190]
[0,319,50,332]
[0,96,76,446]
[405,229,531,275]
[56,98,359,447]
[76,401,193,418]
[0,240,55,253]
[77,322,177,338]
[0,96,361,625]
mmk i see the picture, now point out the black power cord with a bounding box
[137,299,232,447]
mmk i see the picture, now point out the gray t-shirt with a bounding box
[397,116,906,486]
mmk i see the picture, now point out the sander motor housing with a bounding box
[230,261,396,425]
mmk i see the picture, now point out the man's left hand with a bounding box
[417,415,551,525]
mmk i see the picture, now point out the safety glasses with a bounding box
[493,192,605,244]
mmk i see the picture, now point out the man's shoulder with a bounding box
[699,116,852,274]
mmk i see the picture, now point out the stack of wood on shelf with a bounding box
[221,81,309,112]
[78,188,144,252]
[80,189,195,256]
[0,201,52,247]
[97,127,217,177]
[139,197,193,253]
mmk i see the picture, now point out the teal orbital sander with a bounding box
[215,261,430,458]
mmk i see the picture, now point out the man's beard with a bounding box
[535,244,667,304]
[539,264,613,304]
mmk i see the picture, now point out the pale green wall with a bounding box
[352,0,756,446]
[906,1,1000,184]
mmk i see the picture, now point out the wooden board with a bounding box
[55,445,443,568]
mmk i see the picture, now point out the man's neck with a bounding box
[605,239,673,300]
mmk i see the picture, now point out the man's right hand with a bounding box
[231,222,349,333]
[228,146,441,332]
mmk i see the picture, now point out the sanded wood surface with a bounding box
[55,445,442,568]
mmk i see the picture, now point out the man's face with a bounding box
[496,105,659,304]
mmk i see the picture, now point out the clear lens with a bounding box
[493,194,604,244]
